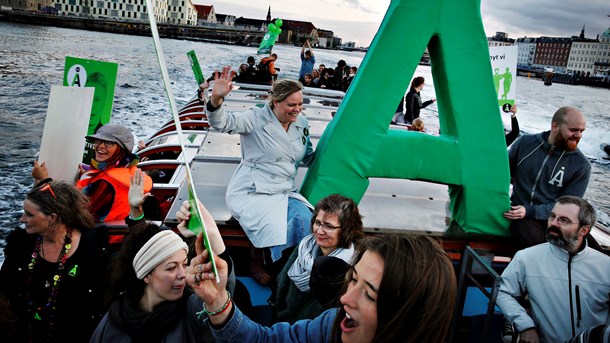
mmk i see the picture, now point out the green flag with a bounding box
[187,50,205,86]
[258,19,283,55]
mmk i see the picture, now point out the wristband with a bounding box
[129,213,145,221]
[199,291,232,318]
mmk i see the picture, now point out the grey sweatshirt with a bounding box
[508,130,591,220]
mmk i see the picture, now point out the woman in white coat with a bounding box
[205,67,315,274]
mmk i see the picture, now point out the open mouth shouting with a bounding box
[341,311,359,333]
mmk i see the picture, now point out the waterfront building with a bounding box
[340,41,356,50]
[166,0,196,25]
[234,16,265,32]
[60,0,171,22]
[567,26,600,77]
[1,0,198,25]
[515,37,537,69]
[1,0,51,11]
[488,31,515,47]
[277,18,318,45]
[215,13,235,27]
[594,27,610,78]
[533,37,571,73]
[194,4,215,25]
[317,29,335,49]
[0,1,344,46]
[332,36,343,49]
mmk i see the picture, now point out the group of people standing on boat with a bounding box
[0,65,459,343]
[296,39,358,92]
[227,40,358,93]
[2,54,609,343]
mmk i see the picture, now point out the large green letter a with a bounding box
[301,0,511,236]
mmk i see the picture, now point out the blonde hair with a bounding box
[268,79,303,109]
[412,118,425,132]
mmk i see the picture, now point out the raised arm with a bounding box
[32,160,49,185]
[307,39,313,56]
[505,104,520,146]
[127,168,151,220]
[209,66,234,109]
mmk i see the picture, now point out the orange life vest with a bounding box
[76,165,152,222]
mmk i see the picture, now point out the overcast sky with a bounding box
[195,0,610,47]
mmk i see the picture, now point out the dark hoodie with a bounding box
[508,130,591,220]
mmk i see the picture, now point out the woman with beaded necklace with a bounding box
[0,180,110,342]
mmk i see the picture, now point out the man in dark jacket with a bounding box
[503,106,593,250]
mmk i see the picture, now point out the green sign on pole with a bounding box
[187,50,205,86]
[63,57,118,162]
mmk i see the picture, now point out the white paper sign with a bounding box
[38,86,94,182]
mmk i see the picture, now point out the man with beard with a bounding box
[497,196,610,343]
[503,106,593,250]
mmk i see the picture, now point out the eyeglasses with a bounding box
[93,139,117,148]
[39,183,56,199]
[548,212,577,227]
[313,220,341,233]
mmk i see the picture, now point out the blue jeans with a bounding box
[269,197,312,262]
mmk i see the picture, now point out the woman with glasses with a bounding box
[32,123,152,223]
[273,194,364,323]
[0,181,110,342]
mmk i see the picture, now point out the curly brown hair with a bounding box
[311,194,364,249]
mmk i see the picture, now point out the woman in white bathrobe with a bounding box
[205,67,315,264]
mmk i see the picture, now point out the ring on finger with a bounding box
[194,273,201,285]
[198,264,203,272]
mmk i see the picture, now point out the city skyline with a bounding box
[194,0,610,47]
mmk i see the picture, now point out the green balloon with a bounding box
[275,19,283,27]
[268,23,276,31]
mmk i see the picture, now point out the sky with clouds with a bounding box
[195,0,610,47]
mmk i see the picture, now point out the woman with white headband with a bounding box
[91,169,233,342]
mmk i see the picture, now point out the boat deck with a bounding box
[154,84,523,260]
[153,83,609,258]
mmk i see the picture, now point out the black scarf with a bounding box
[108,291,190,343]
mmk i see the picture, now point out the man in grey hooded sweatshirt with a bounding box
[503,106,594,250]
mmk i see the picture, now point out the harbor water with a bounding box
[1,22,609,259]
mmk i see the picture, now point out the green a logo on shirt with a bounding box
[69,265,79,277]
